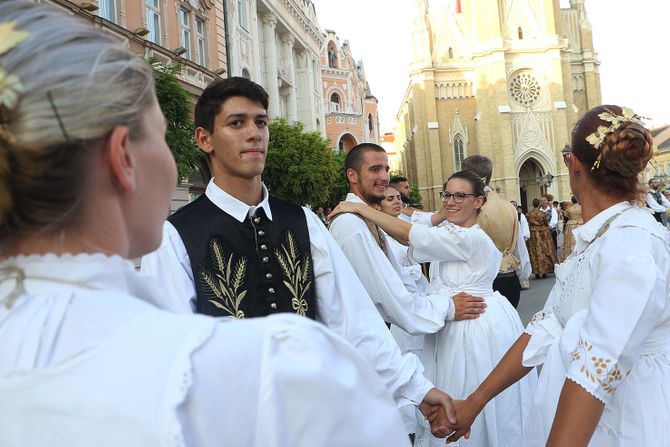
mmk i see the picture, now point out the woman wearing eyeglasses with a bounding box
[331,170,536,447]
[443,106,669,447]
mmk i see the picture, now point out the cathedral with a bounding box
[395,0,602,211]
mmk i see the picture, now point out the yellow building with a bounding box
[648,124,670,188]
[395,0,601,211]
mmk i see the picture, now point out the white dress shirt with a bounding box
[329,193,456,337]
[646,189,670,213]
[539,205,558,230]
[0,254,409,447]
[141,180,432,407]
[519,213,530,241]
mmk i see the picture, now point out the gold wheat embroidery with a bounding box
[571,340,622,394]
[199,238,248,319]
[274,230,311,317]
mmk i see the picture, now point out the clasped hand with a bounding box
[423,395,484,443]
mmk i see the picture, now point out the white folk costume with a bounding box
[522,202,670,446]
[406,221,537,447]
[385,228,429,434]
[142,180,433,407]
[0,254,409,447]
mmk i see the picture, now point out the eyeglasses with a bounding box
[440,191,477,203]
[563,151,572,168]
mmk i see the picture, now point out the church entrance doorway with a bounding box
[518,158,545,212]
[338,133,358,152]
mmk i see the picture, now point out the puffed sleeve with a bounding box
[408,222,474,263]
[565,227,667,404]
[183,314,410,446]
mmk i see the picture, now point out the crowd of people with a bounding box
[1,3,669,447]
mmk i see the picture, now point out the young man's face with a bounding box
[397,180,412,202]
[196,96,269,181]
[540,197,549,208]
[349,150,390,205]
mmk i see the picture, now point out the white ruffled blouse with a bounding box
[0,254,409,447]
[522,202,670,446]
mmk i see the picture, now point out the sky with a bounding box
[311,0,670,132]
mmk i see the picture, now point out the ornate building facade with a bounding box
[225,0,325,132]
[45,0,227,211]
[395,0,601,210]
[321,30,380,150]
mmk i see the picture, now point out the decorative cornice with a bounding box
[261,12,277,27]
[280,0,324,45]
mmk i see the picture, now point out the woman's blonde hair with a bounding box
[0,1,155,244]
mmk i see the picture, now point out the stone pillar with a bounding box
[281,34,298,123]
[297,48,316,131]
[261,12,280,117]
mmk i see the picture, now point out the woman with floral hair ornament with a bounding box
[0,2,412,446]
[438,105,670,446]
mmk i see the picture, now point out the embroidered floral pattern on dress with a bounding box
[275,230,311,317]
[529,311,546,326]
[570,339,623,394]
[199,239,248,319]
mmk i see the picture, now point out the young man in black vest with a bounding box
[141,77,457,437]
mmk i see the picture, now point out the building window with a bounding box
[368,113,373,133]
[237,0,248,29]
[179,9,192,60]
[146,0,162,44]
[518,27,524,39]
[448,47,454,59]
[330,93,340,112]
[196,18,206,66]
[241,68,251,79]
[454,135,465,171]
[99,0,115,22]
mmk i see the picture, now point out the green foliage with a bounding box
[265,118,342,206]
[390,169,423,205]
[328,149,349,205]
[149,59,201,179]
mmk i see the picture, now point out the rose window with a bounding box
[509,73,541,107]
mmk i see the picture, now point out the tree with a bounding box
[264,118,341,206]
[390,169,423,205]
[149,59,201,179]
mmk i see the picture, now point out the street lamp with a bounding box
[535,172,554,188]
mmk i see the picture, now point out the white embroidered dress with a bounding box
[409,223,537,447]
[522,202,670,446]
[0,254,409,447]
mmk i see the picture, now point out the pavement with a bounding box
[517,274,555,325]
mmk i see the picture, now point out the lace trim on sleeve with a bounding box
[566,339,623,404]
[524,310,546,335]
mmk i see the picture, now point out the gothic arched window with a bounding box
[368,113,373,133]
[518,27,524,39]
[330,92,340,112]
[454,135,465,171]
[241,68,250,79]
[448,47,454,59]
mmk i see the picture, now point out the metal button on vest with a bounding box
[258,230,265,237]
[270,302,277,309]
[253,217,261,224]
[265,273,273,280]
[268,287,275,294]
[260,244,268,251]
[261,256,269,263]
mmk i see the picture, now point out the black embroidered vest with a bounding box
[168,194,317,320]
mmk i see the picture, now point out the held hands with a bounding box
[423,396,482,444]
[452,292,486,320]
[419,388,457,438]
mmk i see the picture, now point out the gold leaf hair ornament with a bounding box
[585,107,645,172]
[0,21,29,145]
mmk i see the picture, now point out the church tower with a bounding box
[396,0,601,210]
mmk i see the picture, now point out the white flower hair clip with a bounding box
[585,107,645,171]
[0,20,29,144]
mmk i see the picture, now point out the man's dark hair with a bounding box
[389,175,407,186]
[194,77,269,133]
[461,155,493,186]
[344,143,386,175]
